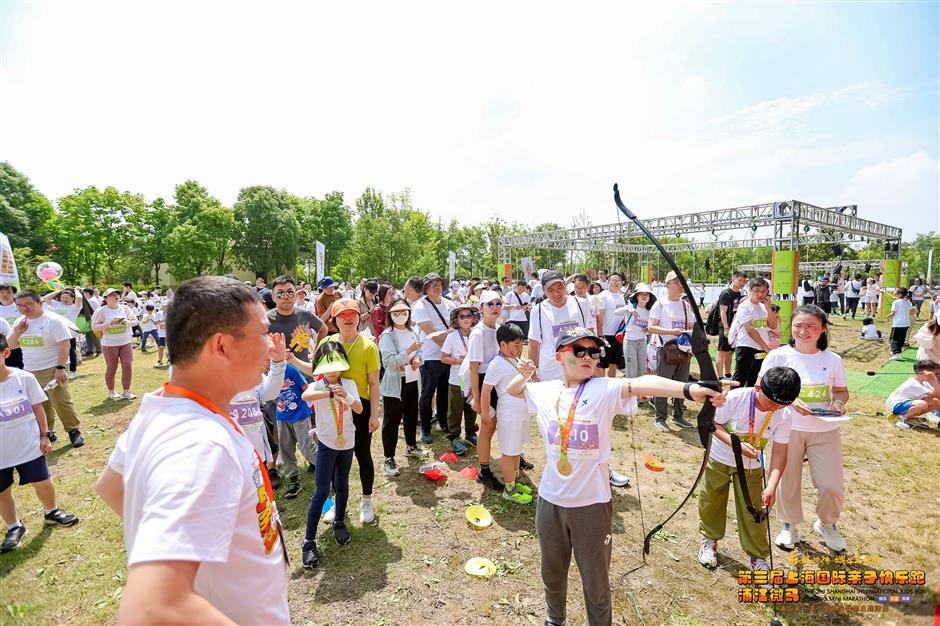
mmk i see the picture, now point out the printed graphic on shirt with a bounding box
[552,320,578,337]
[287,324,313,355]
[18,335,44,348]
[547,421,600,458]
[799,383,831,404]
[251,458,280,555]
[0,397,33,422]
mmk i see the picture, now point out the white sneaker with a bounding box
[107,391,117,401]
[813,518,847,552]
[896,420,911,430]
[67,371,77,380]
[698,537,718,568]
[122,391,136,400]
[359,499,375,524]
[608,467,630,488]
[405,445,427,458]
[322,506,335,524]
[774,523,800,551]
[383,458,400,476]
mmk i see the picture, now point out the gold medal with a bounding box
[336,435,345,447]
[557,458,572,476]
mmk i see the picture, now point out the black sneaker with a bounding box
[47,431,58,443]
[268,468,281,490]
[284,480,302,499]
[44,509,79,527]
[476,470,505,492]
[333,521,351,545]
[307,463,316,474]
[672,416,694,430]
[421,431,433,445]
[67,430,84,448]
[519,455,534,471]
[1,525,26,552]
[301,539,320,568]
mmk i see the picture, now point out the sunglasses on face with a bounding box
[484,301,503,308]
[560,345,605,360]
[274,290,295,298]
[457,314,475,320]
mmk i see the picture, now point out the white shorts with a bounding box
[496,419,530,456]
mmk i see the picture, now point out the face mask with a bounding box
[391,312,409,324]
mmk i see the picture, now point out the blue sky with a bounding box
[0,1,937,241]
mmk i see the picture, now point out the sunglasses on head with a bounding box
[559,345,604,359]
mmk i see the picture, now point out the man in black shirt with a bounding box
[717,271,747,379]
[814,276,832,314]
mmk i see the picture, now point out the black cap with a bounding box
[541,270,565,289]
[554,326,606,353]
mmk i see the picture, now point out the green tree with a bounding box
[166,222,215,280]
[194,206,236,273]
[295,191,353,277]
[129,197,178,285]
[0,162,55,252]
[174,180,222,224]
[233,186,300,279]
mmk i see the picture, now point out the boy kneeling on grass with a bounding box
[885,359,940,430]
[697,366,801,572]
[506,326,727,626]
[481,323,532,504]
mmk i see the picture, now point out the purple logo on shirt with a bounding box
[0,398,33,422]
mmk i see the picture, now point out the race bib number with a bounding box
[547,422,600,459]
[106,325,127,335]
[551,320,578,338]
[671,320,688,330]
[753,319,768,328]
[799,384,831,404]
[19,335,44,348]
[0,397,34,422]
[632,317,648,329]
[229,399,263,426]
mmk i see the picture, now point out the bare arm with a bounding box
[620,375,729,405]
[117,561,235,625]
[95,467,124,518]
[368,370,380,430]
[288,354,314,377]
[719,304,730,333]
[417,321,447,347]
[647,317,680,336]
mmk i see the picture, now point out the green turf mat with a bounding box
[845,347,918,398]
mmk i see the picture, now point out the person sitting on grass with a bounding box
[481,323,533,504]
[0,333,80,553]
[884,359,940,430]
[505,326,728,626]
[860,317,882,341]
[300,341,363,568]
[697,366,801,573]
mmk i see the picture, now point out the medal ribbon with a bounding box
[162,383,289,565]
[325,381,345,442]
[556,381,588,462]
[747,388,774,448]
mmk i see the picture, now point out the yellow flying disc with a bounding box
[464,557,496,579]
[465,505,492,530]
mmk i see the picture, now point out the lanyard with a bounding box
[162,383,289,565]
[555,381,588,461]
[499,352,520,371]
[322,380,345,441]
[747,388,774,448]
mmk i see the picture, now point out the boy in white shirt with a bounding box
[728,277,779,387]
[152,308,168,368]
[860,317,882,341]
[697,366,801,572]
[887,287,914,359]
[885,360,940,430]
[481,324,532,504]
[505,326,726,626]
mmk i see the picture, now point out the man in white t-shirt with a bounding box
[6,290,83,447]
[526,271,590,383]
[411,272,456,443]
[504,280,531,337]
[94,276,289,625]
[596,272,627,377]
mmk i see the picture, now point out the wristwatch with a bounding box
[54,365,66,370]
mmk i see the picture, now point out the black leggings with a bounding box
[353,398,375,496]
[382,380,419,458]
[845,297,860,318]
[68,337,77,373]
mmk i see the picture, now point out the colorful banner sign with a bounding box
[772,298,795,344]
[771,250,799,295]
[315,241,325,282]
[0,233,18,289]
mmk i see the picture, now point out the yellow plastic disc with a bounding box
[464,557,496,579]
[465,505,492,530]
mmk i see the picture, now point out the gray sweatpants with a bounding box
[535,497,613,626]
[276,419,318,480]
[623,338,647,380]
[654,350,691,422]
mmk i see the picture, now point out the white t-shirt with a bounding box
[576,296,598,334]
[466,322,499,374]
[94,305,134,347]
[0,317,11,339]
[866,283,881,298]
[596,290,626,336]
[910,285,926,300]
[759,346,847,433]
[139,311,157,332]
[154,310,167,338]
[111,393,289,625]
[0,368,47,468]
[711,387,790,470]
[890,299,913,328]
[649,298,693,347]
[527,298,588,382]
[483,355,529,422]
[847,280,862,297]
[15,312,73,371]
[441,331,470,386]
[310,378,360,451]
[0,302,18,327]
[228,360,286,462]
[86,296,102,311]
[525,378,636,508]
[411,297,456,361]
[123,290,138,303]
[622,305,650,342]
[885,378,934,410]
[507,291,530,322]
[731,299,770,350]
[44,301,80,323]
[531,283,544,301]
[861,324,880,340]
[393,328,420,383]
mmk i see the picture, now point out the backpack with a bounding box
[705,290,729,336]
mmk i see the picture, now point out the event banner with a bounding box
[0,233,18,288]
[498,263,512,282]
[448,251,456,282]
[882,259,901,288]
[771,249,799,295]
[772,298,795,344]
[521,256,535,279]
[315,241,325,282]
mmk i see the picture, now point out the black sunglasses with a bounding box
[457,314,475,320]
[562,345,605,359]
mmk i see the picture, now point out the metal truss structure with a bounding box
[497,200,902,265]
[736,259,884,275]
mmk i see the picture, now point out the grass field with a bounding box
[1,313,938,626]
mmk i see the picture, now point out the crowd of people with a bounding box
[2,265,939,625]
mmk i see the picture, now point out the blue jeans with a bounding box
[140,329,159,351]
[305,443,354,541]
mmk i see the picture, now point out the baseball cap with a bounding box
[480,290,503,304]
[319,276,337,289]
[424,272,443,286]
[102,288,120,297]
[541,270,565,289]
[554,326,606,353]
[664,270,681,284]
[331,298,360,317]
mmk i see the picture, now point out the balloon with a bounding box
[36,261,63,282]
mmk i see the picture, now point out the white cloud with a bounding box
[839,151,940,238]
